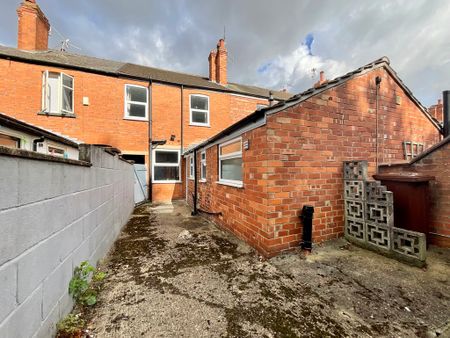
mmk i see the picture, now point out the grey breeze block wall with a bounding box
[0,145,134,338]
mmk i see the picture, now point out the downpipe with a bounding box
[300,205,314,251]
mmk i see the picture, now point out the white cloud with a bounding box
[256,43,349,93]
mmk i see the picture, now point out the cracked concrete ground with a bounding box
[85,202,450,337]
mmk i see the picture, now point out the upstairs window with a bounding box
[125,85,148,120]
[190,95,209,126]
[42,71,74,115]
[153,149,180,183]
[200,151,206,181]
[219,138,243,187]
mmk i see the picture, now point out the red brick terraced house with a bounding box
[0,0,291,202]
[185,57,444,257]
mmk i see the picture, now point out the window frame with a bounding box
[188,154,194,180]
[189,94,210,127]
[0,132,21,149]
[124,84,148,121]
[152,148,181,183]
[42,71,75,115]
[200,151,206,182]
[47,144,66,158]
[218,137,243,188]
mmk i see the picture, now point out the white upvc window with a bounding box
[152,149,180,183]
[124,84,148,120]
[200,151,206,181]
[188,155,194,179]
[47,145,66,158]
[42,71,74,115]
[218,137,243,187]
[189,94,209,126]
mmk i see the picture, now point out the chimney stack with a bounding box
[215,39,227,85]
[17,0,50,51]
[208,49,217,82]
[208,39,228,85]
[443,90,450,138]
[428,98,444,123]
[314,71,327,88]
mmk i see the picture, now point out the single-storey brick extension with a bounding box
[185,57,444,257]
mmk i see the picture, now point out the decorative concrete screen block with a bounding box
[366,202,393,227]
[343,160,426,266]
[392,228,426,261]
[365,181,394,205]
[345,218,366,242]
[345,200,365,221]
[343,161,368,181]
[367,223,390,250]
[344,180,365,201]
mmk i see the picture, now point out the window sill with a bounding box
[189,123,210,128]
[199,179,207,183]
[123,116,148,122]
[216,180,243,189]
[153,180,182,184]
[37,111,76,118]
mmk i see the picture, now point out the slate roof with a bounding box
[0,113,80,147]
[0,45,292,100]
[186,57,443,154]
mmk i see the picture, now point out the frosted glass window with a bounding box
[219,137,243,186]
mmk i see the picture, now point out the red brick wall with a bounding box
[187,126,274,256]
[188,66,441,257]
[0,58,268,202]
[379,141,450,247]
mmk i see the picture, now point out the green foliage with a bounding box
[56,314,85,335]
[68,261,106,307]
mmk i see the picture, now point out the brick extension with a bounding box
[187,64,441,257]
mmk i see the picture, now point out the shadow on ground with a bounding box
[85,202,450,338]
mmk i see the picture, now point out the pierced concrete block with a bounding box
[367,223,391,251]
[392,227,426,261]
[366,202,393,227]
[365,181,394,205]
[345,200,365,221]
[343,161,368,181]
[345,218,366,242]
[344,180,365,201]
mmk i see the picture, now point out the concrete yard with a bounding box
[85,202,450,337]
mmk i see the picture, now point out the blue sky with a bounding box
[1,0,449,106]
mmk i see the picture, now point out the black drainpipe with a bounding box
[181,85,184,200]
[148,79,153,202]
[191,149,198,215]
[375,76,382,173]
[300,205,314,251]
[32,136,45,151]
[443,90,450,138]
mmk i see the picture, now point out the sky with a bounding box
[1,0,449,106]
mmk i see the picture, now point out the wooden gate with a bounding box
[133,164,147,204]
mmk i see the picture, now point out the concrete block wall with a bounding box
[0,145,134,338]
